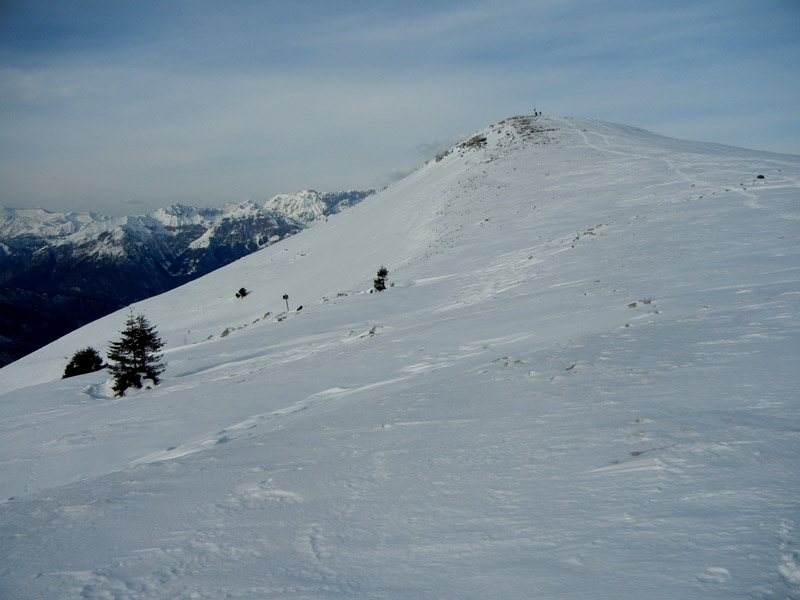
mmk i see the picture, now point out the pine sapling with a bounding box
[373,266,388,292]
[107,311,165,397]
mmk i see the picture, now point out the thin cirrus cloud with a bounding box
[0,0,798,215]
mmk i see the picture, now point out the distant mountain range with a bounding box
[0,190,373,366]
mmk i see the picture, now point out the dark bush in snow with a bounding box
[63,347,105,378]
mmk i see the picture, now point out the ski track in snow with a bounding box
[1,116,799,599]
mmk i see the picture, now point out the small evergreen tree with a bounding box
[373,266,388,292]
[107,311,165,397]
[63,346,105,378]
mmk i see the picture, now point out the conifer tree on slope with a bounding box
[107,311,165,397]
[373,266,388,292]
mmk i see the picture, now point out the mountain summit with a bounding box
[1,116,798,598]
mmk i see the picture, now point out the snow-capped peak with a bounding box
[263,189,375,226]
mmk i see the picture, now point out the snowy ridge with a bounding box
[1,116,799,599]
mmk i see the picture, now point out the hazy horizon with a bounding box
[2,0,798,216]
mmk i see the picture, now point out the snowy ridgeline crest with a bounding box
[0,190,374,366]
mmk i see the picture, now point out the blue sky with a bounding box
[1,0,798,215]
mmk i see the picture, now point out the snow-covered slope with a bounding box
[1,116,799,599]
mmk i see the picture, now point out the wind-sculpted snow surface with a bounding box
[1,116,799,599]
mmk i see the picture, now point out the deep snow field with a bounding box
[1,116,799,599]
